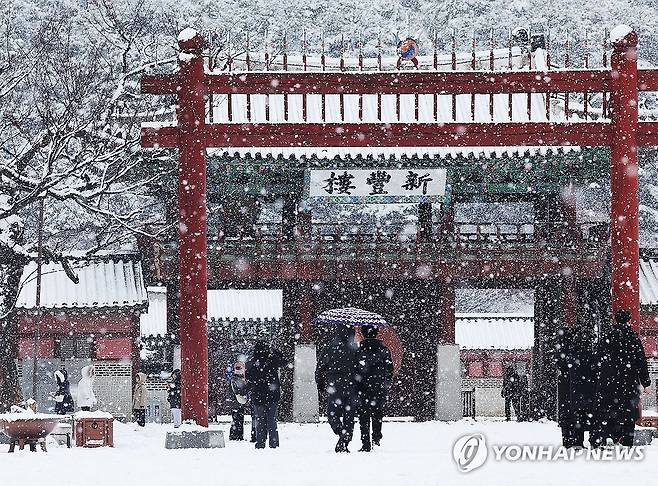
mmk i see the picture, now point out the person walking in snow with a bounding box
[501,366,521,421]
[77,364,97,411]
[316,324,359,453]
[356,325,393,452]
[168,369,182,428]
[245,341,287,449]
[53,364,74,414]
[592,309,651,447]
[557,325,596,448]
[132,372,148,427]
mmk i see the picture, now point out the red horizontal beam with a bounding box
[639,70,658,92]
[141,74,180,94]
[141,120,658,149]
[205,70,611,95]
[205,122,612,148]
[638,121,658,145]
[141,126,179,148]
[142,69,658,97]
[142,122,612,149]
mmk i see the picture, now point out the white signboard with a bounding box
[307,168,447,203]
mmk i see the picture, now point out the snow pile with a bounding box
[168,422,211,433]
[0,413,67,422]
[610,25,634,44]
[73,411,114,420]
[179,52,197,63]
[177,28,198,43]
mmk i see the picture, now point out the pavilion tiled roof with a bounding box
[138,288,283,337]
[15,254,147,311]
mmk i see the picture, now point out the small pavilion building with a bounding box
[14,253,147,419]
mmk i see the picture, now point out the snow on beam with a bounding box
[610,25,634,45]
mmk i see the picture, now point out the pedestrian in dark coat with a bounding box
[356,325,393,452]
[53,365,74,415]
[315,324,359,453]
[501,366,521,421]
[168,369,182,427]
[592,309,651,447]
[245,341,287,449]
[557,325,596,448]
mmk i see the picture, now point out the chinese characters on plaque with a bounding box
[308,169,447,203]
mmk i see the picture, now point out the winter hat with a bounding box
[615,309,631,325]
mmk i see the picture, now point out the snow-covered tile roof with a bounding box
[455,313,534,350]
[138,288,284,337]
[207,289,283,321]
[641,257,658,306]
[16,256,147,310]
[209,145,577,161]
[139,287,167,336]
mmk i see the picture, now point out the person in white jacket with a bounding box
[77,365,97,411]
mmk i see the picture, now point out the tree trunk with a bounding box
[0,257,27,412]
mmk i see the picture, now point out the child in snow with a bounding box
[395,34,419,69]
[53,364,74,414]
[227,360,255,441]
[133,372,148,427]
[77,364,97,411]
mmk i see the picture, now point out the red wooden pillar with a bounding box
[440,283,456,344]
[610,29,640,332]
[177,30,209,426]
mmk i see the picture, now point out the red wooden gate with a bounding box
[141,27,655,426]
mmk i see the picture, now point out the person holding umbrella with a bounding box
[356,324,393,452]
[315,307,387,453]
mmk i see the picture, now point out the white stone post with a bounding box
[292,344,319,423]
[435,344,462,421]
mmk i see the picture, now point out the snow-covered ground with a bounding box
[1,419,655,486]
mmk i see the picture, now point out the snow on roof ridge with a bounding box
[15,258,147,310]
[610,25,634,44]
